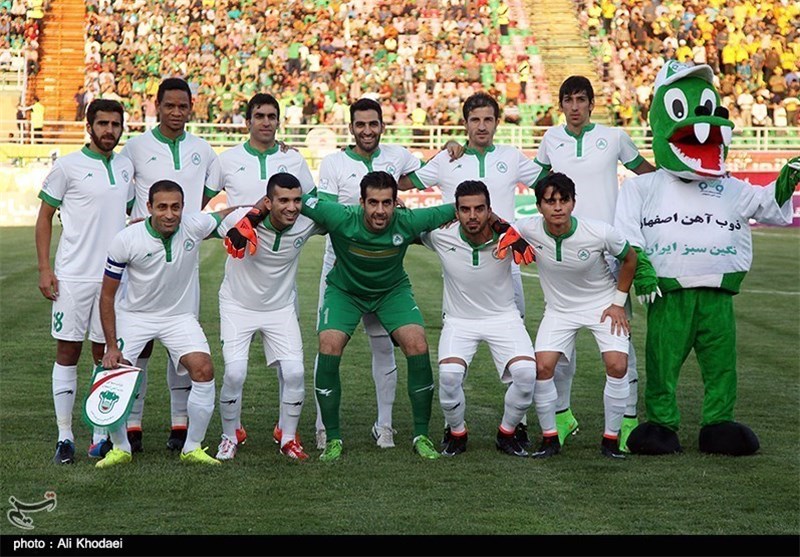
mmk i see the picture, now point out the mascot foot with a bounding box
[698,422,759,456]
[626,422,682,455]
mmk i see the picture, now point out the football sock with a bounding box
[219,359,247,440]
[184,379,215,453]
[502,360,535,432]
[369,333,397,428]
[534,378,558,434]
[626,343,639,415]
[126,357,149,430]
[315,353,342,440]
[603,374,630,437]
[278,359,304,446]
[438,362,466,431]
[52,363,77,442]
[167,358,190,429]
[108,424,131,453]
[406,353,434,437]
[553,348,577,412]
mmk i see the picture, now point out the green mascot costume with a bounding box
[614,61,798,456]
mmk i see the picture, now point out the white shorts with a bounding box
[220,302,303,366]
[318,237,388,338]
[437,313,535,383]
[117,311,210,374]
[51,280,103,343]
[534,308,630,358]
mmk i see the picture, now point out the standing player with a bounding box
[503,173,637,459]
[212,93,315,447]
[400,92,542,445]
[97,181,240,468]
[313,98,421,450]
[532,76,655,450]
[119,78,220,453]
[35,99,133,464]
[215,173,324,461]
[420,181,536,458]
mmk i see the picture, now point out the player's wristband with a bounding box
[612,290,628,307]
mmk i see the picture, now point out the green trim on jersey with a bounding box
[458,226,500,266]
[408,172,426,190]
[543,216,578,262]
[344,146,381,171]
[126,198,135,210]
[261,215,293,251]
[81,146,116,185]
[464,144,496,178]
[152,126,186,170]
[563,123,596,158]
[145,217,175,262]
[533,159,552,185]
[614,241,631,261]
[203,186,217,200]
[38,190,61,208]
[623,154,646,171]
[244,141,280,179]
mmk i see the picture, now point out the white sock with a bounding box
[369,334,397,428]
[553,348,576,412]
[167,358,191,428]
[534,378,558,434]
[52,363,77,441]
[219,359,247,441]
[626,343,639,416]
[501,361,535,432]
[603,374,630,437]
[438,362,466,433]
[126,357,149,430]
[184,380,215,453]
[278,360,305,446]
[108,424,131,453]
[276,361,284,430]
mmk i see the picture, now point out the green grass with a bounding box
[0,226,798,537]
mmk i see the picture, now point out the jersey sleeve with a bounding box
[203,146,222,201]
[216,207,250,236]
[185,212,222,240]
[299,194,349,229]
[618,129,645,170]
[603,222,630,260]
[613,177,646,249]
[316,155,339,202]
[513,216,537,244]
[210,149,233,195]
[104,232,128,280]
[533,133,552,173]
[406,151,443,190]
[517,149,548,188]
[38,161,67,207]
[398,146,422,175]
[406,203,456,235]
[419,231,434,250]
[295,155,317,194]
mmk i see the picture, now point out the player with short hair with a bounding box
[96,181,239,468]
[504,173,637,459]
[215,173,324,462]
[35,98,134,464]
[266,171,457,461]
[313,97,422,450]
[420,180,536,458]
[212,93,315,448]
[532,75,655,451]
[119,77,221,453]
[400,91,542,446]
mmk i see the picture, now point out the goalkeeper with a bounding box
[497,172,638,459]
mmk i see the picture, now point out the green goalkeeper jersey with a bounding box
[300,195,456,297]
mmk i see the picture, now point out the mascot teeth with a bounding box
[693,123,710,144]
[721,126,732,146]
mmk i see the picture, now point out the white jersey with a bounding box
[121,127,220,218]
[408,144,542,221]
[104,213,221,317]
[515,215,629,313]
[614,170,793,288]
[218,211,325,311]
[215,142,316,206]
[535,123,644,225]
[421,225,516,319]
[317,145,421,205]
[39,146,134,282]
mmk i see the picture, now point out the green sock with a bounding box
[406,353,434,437]
[316,353,342,440]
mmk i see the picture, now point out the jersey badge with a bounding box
[191,153,202,166]
[577,249,590,261]
[184,239,196,252]
[496,162,508,173]
[386,165,396,175]
[392,233,404,246]
[596,138,608,150]
[293,237,305,248]
[278,165,288,172]
[122,170,130,183]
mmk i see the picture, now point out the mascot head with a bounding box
[651,61,734,180]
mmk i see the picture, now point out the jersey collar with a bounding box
[563,123,596,140]
[81,145,114,162]
[345,145,381,164]
[152,126,186,145]
[464,144,496,156]
[543,216,578,240]
[244,141,279,157]
[458,225,499,248]
[145,217,178,240]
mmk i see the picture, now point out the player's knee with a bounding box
[223,360,248,389]
[508,360,536,396]
[280,360,305,392]
[438,363,465,403]
[536,362,555,380]
[55,340,82,366]
[605,357,628,378]
[189,357,214,382]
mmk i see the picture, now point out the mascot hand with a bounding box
[632,246,662,305]
[495,227,535,265]
[224,209,262,258]
[775,156,800,206]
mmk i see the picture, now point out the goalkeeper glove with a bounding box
[224,208,262,259]
[490,215,511,235]
[632,246,662,305]
[495,227,535,265]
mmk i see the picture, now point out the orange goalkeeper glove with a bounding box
[224,208,262,259]
[495,227,535,265]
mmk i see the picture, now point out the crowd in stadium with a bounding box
[577,0,800,128]
[0,0,43,74]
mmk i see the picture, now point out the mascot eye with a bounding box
[664,89,688,122]
[700,89,717,115]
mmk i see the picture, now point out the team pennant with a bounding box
[82,364,142,430]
